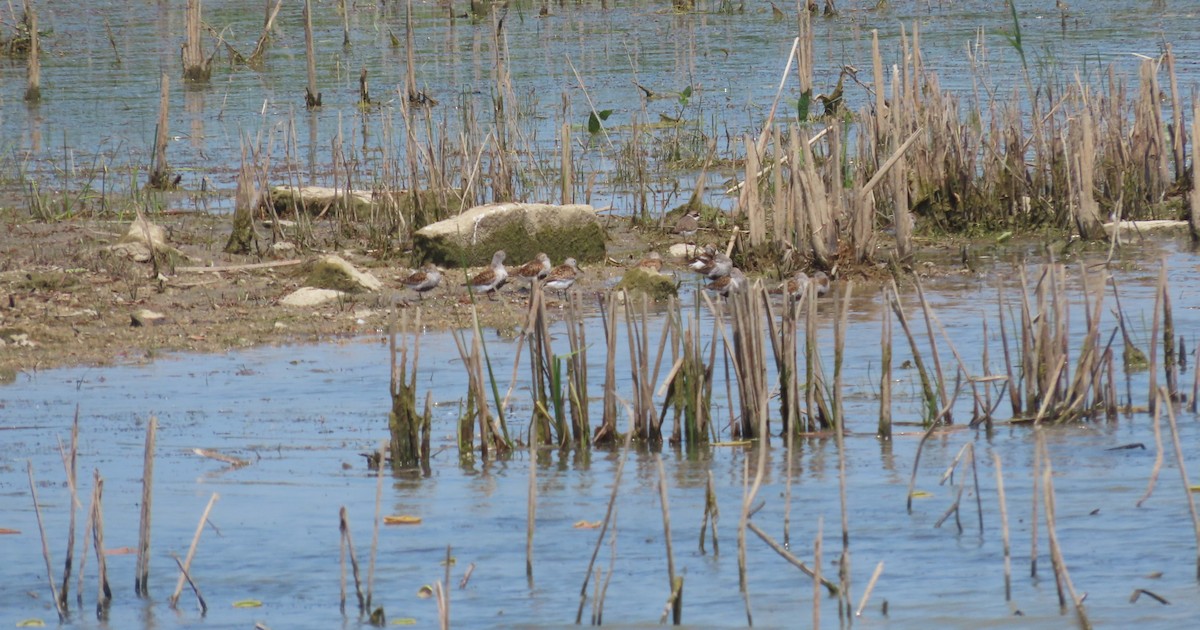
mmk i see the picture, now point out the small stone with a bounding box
[668,243,702,259]
[280,287,344,307]
[271,241,297,258]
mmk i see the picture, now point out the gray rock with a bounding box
[130,309,167,327]
[280,287,345,307]
[413,202,606,267]
[307,255,382,293]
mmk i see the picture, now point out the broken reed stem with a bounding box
[171,553,207,615]
[656,455,682,625]
[1161,388,1200,580]
[854,561,884,617]
[738,404,771,625]
[1041,447,1091,628]
[58,409,80,611]
[302,0,321,108]
[28,461,65,620]
[700,469,720,554]
[813,516,823,630]
[366,443,385,610]
[438,545,452,630]
[91,470,112,616]
[879,288,893,439]
[575,419,634,624]
[339,506,365,614]
[746,520,839,595]
[527,408,537,583]
[992,451,1012,602]
[1137,400,1165,507]
[1030,430,1040,578]
[136,416,157,597]
[23,0,38,102]
[170,493,219,609]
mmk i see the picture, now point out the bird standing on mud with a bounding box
[543,257,582,295]
[513,252,552,283]
[402,263,442,300]
[466,250,509,299]
[672,209,701,239]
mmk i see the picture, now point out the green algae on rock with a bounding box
[411,202,607,268]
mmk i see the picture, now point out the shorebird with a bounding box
[513,252,552,283]
[634,251,663,273]
[672,209,701,239]
[690,248,732,279]
[401,263,442,300]
[466,250,508,300]
[544,257,581,295]
[783,271,809,301]
[705,267,746,297]
[812,271,830,297]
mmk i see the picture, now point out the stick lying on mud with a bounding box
[176,259,302,273]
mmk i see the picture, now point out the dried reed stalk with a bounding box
[527,407,537,582]
[813,516,823,630]
[595,295,620,444]
[390,310,428,468]
[889,281,940,425]
[135,416,157,597]
[28,461,65,620]
[655,455,682,624]
[22,0,37,102]
[879,289,893,438]
[1160,266,1178,401]
[303,0,321,108]
[1136,400,1165,508]
[170,493,218,609]
[700,470,720,554]
[339,506,365,614]
[149,73,173,189]
[366,444,385,611]
[855,561,884,617]
[57,410,80,610]
[90,470,112,616]
[170,553,206,614]
[575,421,634,623]
[1039,440,1091,628]
[182,0,211,81]
[1190,102,1200,242]
[745,520,838,594]
[992,451,1012,601]
[1161,388,1200,579]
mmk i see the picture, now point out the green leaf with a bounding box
[587,109,613,134]
[797,89,812,121]
[679,85,692,105]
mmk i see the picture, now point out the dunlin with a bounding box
[705,267,746,297]
[812,271,830,297]
[466,250,508,299]
[635,251,663,273]
[402,263,442,299]
[513,252,552,283]
[691,249,732,279]
[783,271,809,301]
[672,209,701,239]
[544,257,581,294]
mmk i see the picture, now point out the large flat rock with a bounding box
[412,202,606,267]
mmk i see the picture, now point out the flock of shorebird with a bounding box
[400,250,583,301]
[397,209,831,302]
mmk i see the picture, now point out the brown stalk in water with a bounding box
[90,470,112,617]
[170,493,218,609]
[339,506,365,614]
[1161,388,1200,580]
[135,416,156,597]
[575,412,634,624]
[655,455,682,625]
[28,461,65,620]
[992,451,1012,602]
[22,0,38,102]
[57,409,80,610]
[1039,437,1091,628]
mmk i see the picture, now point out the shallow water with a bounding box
[2,1,1198,213]
[4,235,1200,627]
[5,2,1200,627]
